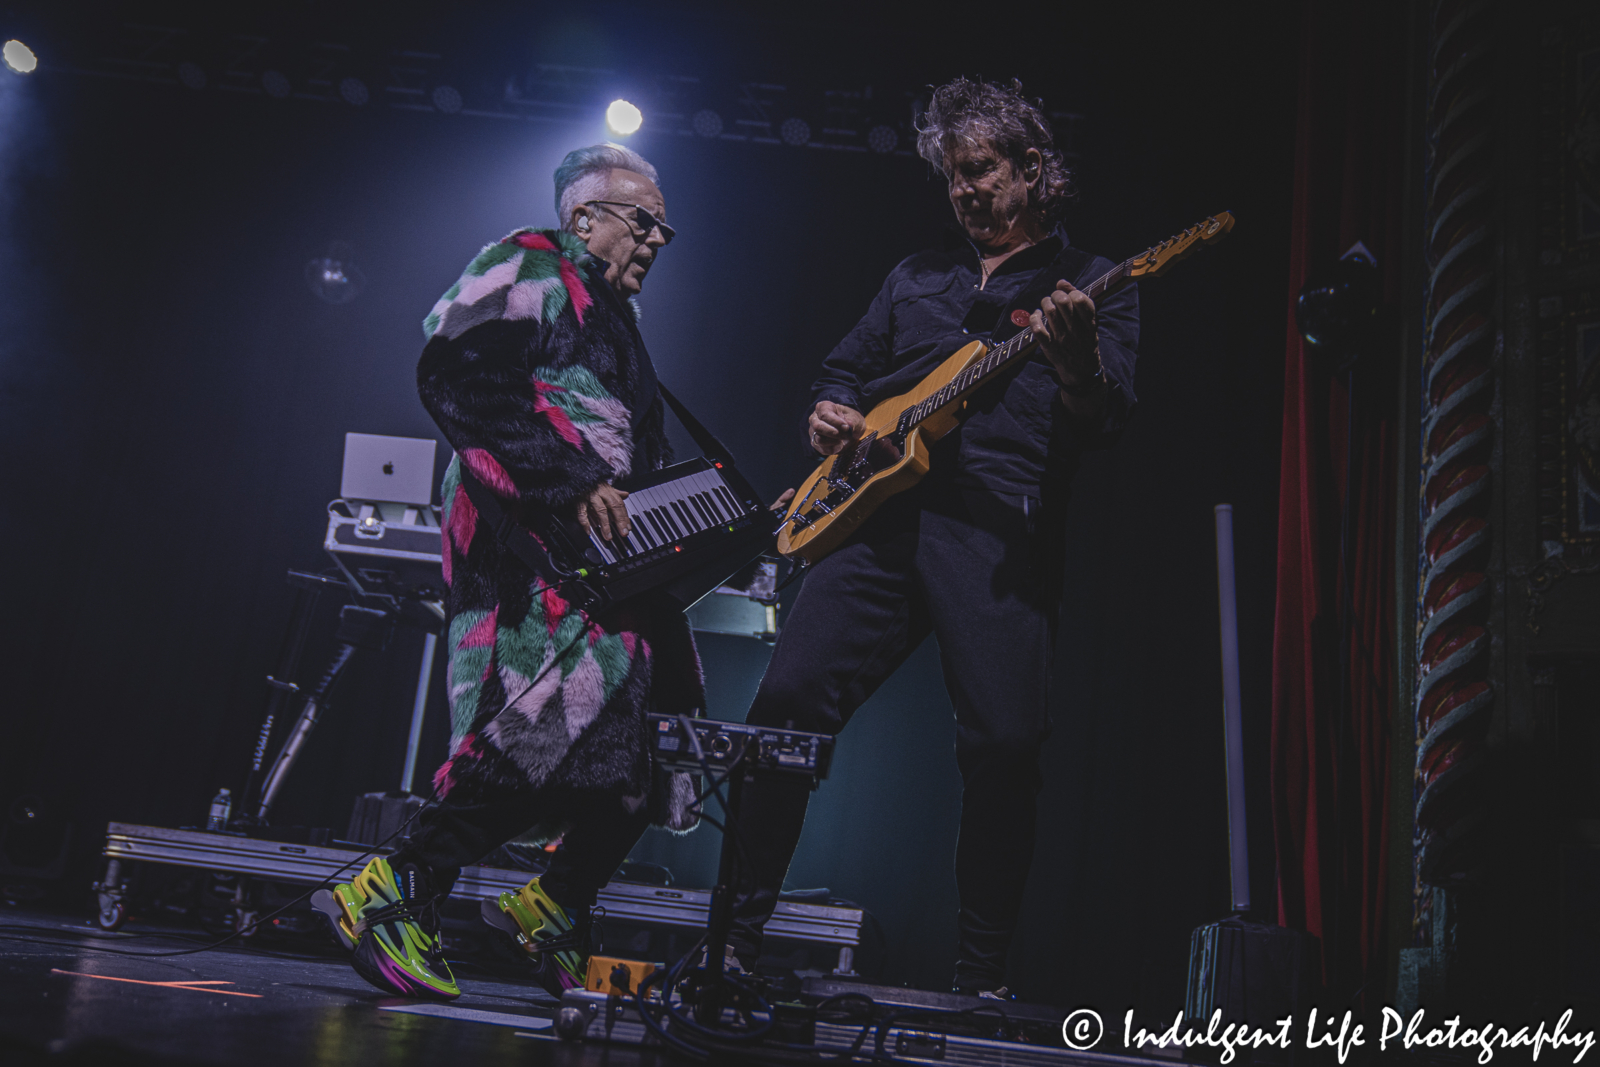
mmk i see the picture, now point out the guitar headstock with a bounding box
[1128,211,1236,278]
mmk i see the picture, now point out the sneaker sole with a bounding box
[480,897,584,997]
[351,935,460,1001]
[480,897,527,947]
[311,889,356,951]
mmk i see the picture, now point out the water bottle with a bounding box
[207,788,233,832]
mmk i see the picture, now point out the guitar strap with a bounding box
[580,254,734,467]
[456,465,568,585]
[658,383,735,468]
[615,314,730,466]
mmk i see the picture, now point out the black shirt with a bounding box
[812,226,1140,496]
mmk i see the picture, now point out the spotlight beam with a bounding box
[607,98,642,135]
[4,40,37,74]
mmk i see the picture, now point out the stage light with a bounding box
[177,62,206,90]
[339,76,369,106]
[432,85,462,114]
[867,125,898,154]
[692,109,723,138]
[1295,244,1379,375]
[305,241,366,304]
[3,40,37,74]
[780,118,810,146]
[607,99,642,135]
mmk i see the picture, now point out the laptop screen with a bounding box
[340,433,437,506]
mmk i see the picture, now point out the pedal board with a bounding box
[805,976,1079,1045]
[647,715,834,780]
[553,985,1095,1066]
[584,955,661,996]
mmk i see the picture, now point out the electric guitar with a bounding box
[776,211,1236,564]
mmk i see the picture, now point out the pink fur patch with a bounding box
[461,448,518,498]
[542,587,568,633]
[531,380,584,449]
[558,258,592,325]
[445,484,477,571]
[514,232,560,253]
[431,734,484,798]
[459,606,498,650]
[620,632,637,657]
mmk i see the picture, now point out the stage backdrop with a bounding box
[1271,0,1407,1005]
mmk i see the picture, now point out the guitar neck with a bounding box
[895,258,1133,433]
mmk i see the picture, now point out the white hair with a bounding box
[553,143,660,233]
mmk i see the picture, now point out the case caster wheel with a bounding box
[554,1005,588,1041]
[96,900,127,932]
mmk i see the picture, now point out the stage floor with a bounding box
[0,908,1180,1067]
[0,909,587,1066]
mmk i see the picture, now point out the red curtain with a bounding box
[1271,0,1406,1001]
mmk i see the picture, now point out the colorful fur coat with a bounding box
[417,227,700,836]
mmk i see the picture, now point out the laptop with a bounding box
[340,433,437,507]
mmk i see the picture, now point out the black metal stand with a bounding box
[692,751,751,1025]
[253,604,395,822]
[706,764,745,971]
[237,571,345,821]
[235,562,453,829]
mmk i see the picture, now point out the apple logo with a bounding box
[382,462,394,475]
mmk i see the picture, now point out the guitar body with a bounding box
[775,210,1236,565]
[777,340,987,562]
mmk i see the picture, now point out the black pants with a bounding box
[729,480,1059,989]
[392,792,650,911]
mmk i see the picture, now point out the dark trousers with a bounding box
[392,792,650,911]
[729,480,1059,989]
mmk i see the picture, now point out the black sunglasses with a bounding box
[585,200,676,245]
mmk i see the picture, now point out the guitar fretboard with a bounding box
[895,258,1134,433]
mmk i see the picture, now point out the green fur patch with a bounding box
[464,240,522,277]
[439,456,461,524]
[532,363,621,427]
[447,608,496,738]
[588,631,635,694]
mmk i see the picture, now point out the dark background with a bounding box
[0,1,1298,1011]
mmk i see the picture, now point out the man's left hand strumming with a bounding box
[1031,279,1105,413]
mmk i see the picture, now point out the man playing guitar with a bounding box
[728,77,1140,997]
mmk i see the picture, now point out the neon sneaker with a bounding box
[480,876,590,997]
[312,857,460,1001]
